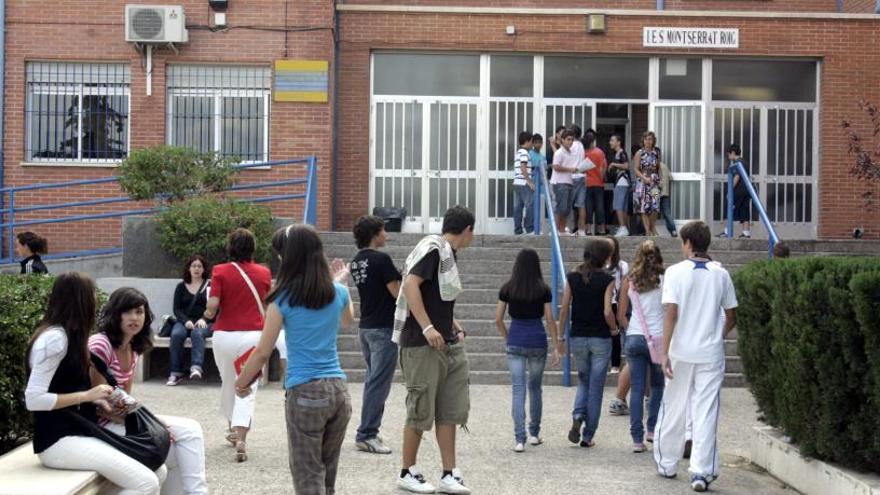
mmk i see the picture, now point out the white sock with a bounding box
[743,230,751,236]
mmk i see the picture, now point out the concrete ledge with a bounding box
[0,442,112,495]
[751,426,880,495]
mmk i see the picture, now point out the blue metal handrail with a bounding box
[726,161,780,257]
[1,155,318,264]
[532,163,572,386]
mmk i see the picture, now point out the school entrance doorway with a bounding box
[369,54,819,238]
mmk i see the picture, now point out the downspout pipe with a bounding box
[0,0,6,258]
[331,0,340,230]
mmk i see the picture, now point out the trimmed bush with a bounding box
[117,145,237,204]
[735,257,880,472]
[156,196,274,267]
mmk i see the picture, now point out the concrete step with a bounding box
[341,369,747,387]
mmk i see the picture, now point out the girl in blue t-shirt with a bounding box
[495,248,563,453]
[234,224,354,494]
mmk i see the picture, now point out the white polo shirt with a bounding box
[551,146,577,185]
[661,258,738,364]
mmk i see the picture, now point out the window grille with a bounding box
[167,65,271,162]
[26,62,131,163]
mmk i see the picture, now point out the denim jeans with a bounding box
[169,321,210,375]
[625,334,665,443]
[506,346,547,443]
[356,327,398,442]
[570,337,612,442]
[659,196,676,234]
[513,185,535,234]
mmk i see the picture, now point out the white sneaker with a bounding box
[514,442,525,453]
[528,436,543,446]
[437,471,471,494]
[356,437,392,454]
[397,465,435,494]
[615,226,629,237]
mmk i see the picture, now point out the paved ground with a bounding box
[138,380,797,495]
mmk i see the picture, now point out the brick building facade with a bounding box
[2,1,880,258]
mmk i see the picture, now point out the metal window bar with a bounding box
[26,62,130,162]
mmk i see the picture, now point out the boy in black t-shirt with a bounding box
[351,216,402,455]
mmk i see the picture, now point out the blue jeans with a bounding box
[506,346,547,443]
[513,185,535,234]
[570,337,612,442]
[625,334,665,443]
[659,196,676,234]
[356,327,398,442]
[169,321,210,375]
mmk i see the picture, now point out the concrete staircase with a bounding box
[323,232,880,388]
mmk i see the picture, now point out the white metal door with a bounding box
[652,103,704,223]
[486,99,534,234]
[543,101,595,140]
[764,107,817,239]
[709,105,763,235]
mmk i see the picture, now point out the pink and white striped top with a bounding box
[88,333,139,389]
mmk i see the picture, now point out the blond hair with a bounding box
[628,240,664,292]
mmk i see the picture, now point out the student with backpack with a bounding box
[654,221,738,492]
[559,238,618,447]
[494,248,564,453]
[617,240,666,453]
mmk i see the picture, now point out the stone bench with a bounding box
[0,443,111,495]
[96,278,277,383]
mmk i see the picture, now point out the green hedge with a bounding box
[0,275,107,456]
[735,257,880,471]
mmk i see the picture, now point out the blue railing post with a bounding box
[304,155,318,226]
[728,162,781,257]
[726,169,735,239]
[5,190,14,264]
[532,166,542,236]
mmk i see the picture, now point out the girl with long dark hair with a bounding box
[90,287,208,494]
[167,255,212,386]
[25,273,165,494]
[235,224,353,494]
[495,248,563,453]
[558,238,618,448]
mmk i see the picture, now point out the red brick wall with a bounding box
[2,0,335,257]
[336,11,880,239]
[341,0,840,12]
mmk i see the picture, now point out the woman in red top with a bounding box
[203,228,272,462]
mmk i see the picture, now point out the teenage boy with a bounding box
[659,161,678,237]
[720,144,752,238]
[396,206,475,494]
[583,129,608,236]
[609,134,631,237]
[654,220,738,493]
[569,125,587,235]
[512,131,535,235]
[550,130,579,235]
[530,134,548,230]
[350,216,402,455]
[547,125,566,181]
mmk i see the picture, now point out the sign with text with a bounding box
[643,27,739,49]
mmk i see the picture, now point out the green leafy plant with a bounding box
[0,275,107,455]
[735,257,880,471]
[117,145,238,204]
[155,196,274,267]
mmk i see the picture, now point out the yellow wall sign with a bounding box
[274,60,328,103]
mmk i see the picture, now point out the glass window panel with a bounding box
[29,93,78,160]
[222,96,265,161]
[172,96,214,154]
[805,184,812,222]
[489,180,498,218]
[598,103,628,119]
[659,59,702,100]
[467,105,477,171]
[712,60,816,102]
[375,103,386,169]
[490,55,533,97]
[374,54,480,96]
[785,183,796,222]
[81,94,129,160]
[672,180,700,220]
[545,57,648,99]
[656,106,701,174]
[374,177,384,208]
[766,183,778,222]
[805,110,813,177]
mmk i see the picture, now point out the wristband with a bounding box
[422,325,435,335]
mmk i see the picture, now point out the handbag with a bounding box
[71,354,172,471]
[159,280,208,337]
[629,288,665,365]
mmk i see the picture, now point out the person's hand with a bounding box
[185,320,195,330]
[331,258,350,284]
[235,383,253,398]
[84,384,113,403]
[195,318,208,329]
[662,356,674,379]
[424,327,445,350]
[456,330,466,344]
[528,182,536,191]
[553,340,565,366]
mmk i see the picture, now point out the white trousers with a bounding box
[38,436,167,495]
[653,359,724,480]
[212,331,262,428]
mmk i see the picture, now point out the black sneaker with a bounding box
[568,419,582,444]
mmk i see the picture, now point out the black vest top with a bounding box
[32,349,99,453]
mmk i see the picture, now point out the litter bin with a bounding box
[372,206,407,233]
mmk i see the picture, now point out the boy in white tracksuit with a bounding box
[653,220,738,492]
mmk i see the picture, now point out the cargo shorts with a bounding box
[400,343,470,432]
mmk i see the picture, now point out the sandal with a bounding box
[235,440,248,462]
[225,430,239,447]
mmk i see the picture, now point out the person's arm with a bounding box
[386,280,401,299]
[545,302,563,365]
[340,290,355,329]
[520,160,535,190]
[26,332,112,411]
[381,255,402,299]
[557,282,572,339]
[204,296,220,320]
[172,283,190,323]
[617,278,631,330]
[722,308,737,338]
[403,272,444,349]
[604,282,618,334]
[235,303,283,395]
[633,151,646,182]
[661,303,679,379]
[494,301,508,340]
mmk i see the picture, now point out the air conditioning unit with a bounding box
[125,5,188,43]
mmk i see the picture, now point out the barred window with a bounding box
[26,62,131,163]
[167,65,271,163]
